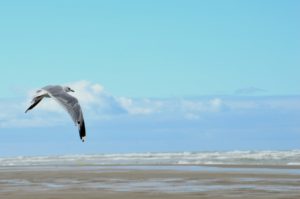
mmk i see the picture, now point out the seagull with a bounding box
[25,85,86,142]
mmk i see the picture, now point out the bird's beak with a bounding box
[70,89,75,92]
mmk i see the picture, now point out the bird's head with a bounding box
[64,86,75,92]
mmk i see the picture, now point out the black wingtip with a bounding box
[79,119,86,142]
[25,109,29,113]
[25,97,43,114]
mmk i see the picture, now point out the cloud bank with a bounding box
[1,80,300,129]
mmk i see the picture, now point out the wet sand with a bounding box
[0,166,300,199]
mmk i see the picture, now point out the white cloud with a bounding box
[66,80,101,105]
[180,98,225,119]
[226,100,259,110]
[91,84,104,94]
[0,81,126,128]
[117,97,163,115]
[1,80,300,128]
[210,98,222,109]
[226,96,300,111]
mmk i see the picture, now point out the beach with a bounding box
[1,165,300,199]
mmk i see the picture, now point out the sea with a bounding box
[1,150,300,167]
[1,150,300,194]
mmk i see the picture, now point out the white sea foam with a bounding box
[287,162,300,166]
[1,177,300,193]
[0,150,300,167]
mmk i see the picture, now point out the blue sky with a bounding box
[0,0,299,156]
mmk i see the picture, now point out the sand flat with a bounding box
[0,166,300,199]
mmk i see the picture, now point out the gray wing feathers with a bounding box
[46,87,86,141]
[27,85,86,142]
[50,91,82,125]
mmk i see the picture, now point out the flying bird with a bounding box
[25,85,86,142]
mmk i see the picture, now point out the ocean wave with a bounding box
[0,150,300,167]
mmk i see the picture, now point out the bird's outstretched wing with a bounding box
[25,96,44,113]
[44,86,86,142]
[25,90,49,113]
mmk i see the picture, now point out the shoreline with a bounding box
[1,165,300,199]
[1,164,300,174]
[1,163,300,168]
